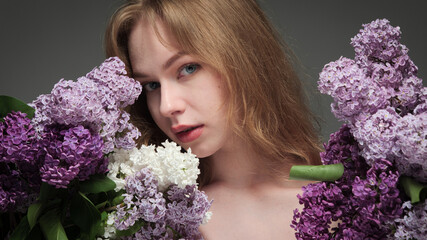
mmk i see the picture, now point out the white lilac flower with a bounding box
[108,140,200,192]
[98,212,117,240]
[155,141,200,191]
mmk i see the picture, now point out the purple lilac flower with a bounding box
[392,76,424,115]
[413,87,426,115]
[31,57,142,153]
[351,107,400,165]
[307,18,425,240]
[351,19,418,81]
[114,168,211,239]
[115,168,167,234]
[351,19,403,64]
[128,222,170,240]
[0,112,41,212]
[392,112,427,182]
[165,185,212,239]
[319,18,423,123]
[292,125,403,239]
[318,57,392,122]
[38,124,108,188]
[391,200,427,239]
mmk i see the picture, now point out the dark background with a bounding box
[1,0,426,141]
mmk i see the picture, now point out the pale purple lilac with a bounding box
[115,168,166,231]
[165,185,212,239]
[352,19,418,87]
[0,112,41,212]
[127,222,170,240]
[351,107,400,165]
[392,112,427,182]
[351,19,403,65]
[292,125,403,239]
[38,124,108,188]
[31,57,142,153]
[318,19,426,184]
[318,57,386,122]
[392,200,427,239]
[114,168,211,239]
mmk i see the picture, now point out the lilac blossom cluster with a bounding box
[318,19,426,181]
[113,168,211,239]
[1,57,143,208]
[0,112,41,212]
[31,57,142,153]
[0,111,109,194]
[292,125,403,239]
[38,124,108,188]
[391,199,427,239]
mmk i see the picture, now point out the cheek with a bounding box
[146,94,163,127]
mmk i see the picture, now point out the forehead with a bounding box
[128,17,180,73]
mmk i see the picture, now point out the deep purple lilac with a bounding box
[298,18,426,239]
[38,124,108,188]
[0,111,41,212]
[31,57,142,153]
[292,125,403,239]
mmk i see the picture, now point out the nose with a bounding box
[159,82,186,117]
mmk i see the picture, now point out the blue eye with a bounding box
[143,82,160,92]
[178,63,200,78]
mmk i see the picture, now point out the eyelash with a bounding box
[142,63,201,92]
[178,63,201,79]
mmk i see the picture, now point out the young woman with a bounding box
[105,0,322,238]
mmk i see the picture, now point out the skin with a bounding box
[128,17,309,239]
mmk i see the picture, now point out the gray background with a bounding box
[1,0,426,142]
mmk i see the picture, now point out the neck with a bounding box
[204,135,279,189]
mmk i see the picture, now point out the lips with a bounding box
[172,124,204,143]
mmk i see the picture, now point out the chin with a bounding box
[185,144,217,159]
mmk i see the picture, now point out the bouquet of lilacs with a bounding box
[0,57,211,240]
[290,19,426,239]
[102,142,211,239]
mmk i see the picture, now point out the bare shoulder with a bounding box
[199,180,311,240]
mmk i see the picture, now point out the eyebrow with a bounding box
[132,51,185,79]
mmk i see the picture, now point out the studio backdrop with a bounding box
[1,0,426,141]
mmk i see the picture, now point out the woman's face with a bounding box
[128,18,231,158]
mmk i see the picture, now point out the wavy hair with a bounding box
[105,0,322,186]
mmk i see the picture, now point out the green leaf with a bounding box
[289,163,344,182]
[38,182,57,202]
[39,209,68,240]
[400,176,427,204]
[112,195,125,206]
[28,202,44,229]
[9,216,31,240]
[27,224,43,240]
[0,95,35,119]
[100,211,108,221]
[95,200,108,210]
[79,174,116,194]
[70,192,101,239]
[116,219,145,237]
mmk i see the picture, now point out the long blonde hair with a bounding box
[105,0,322,186]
